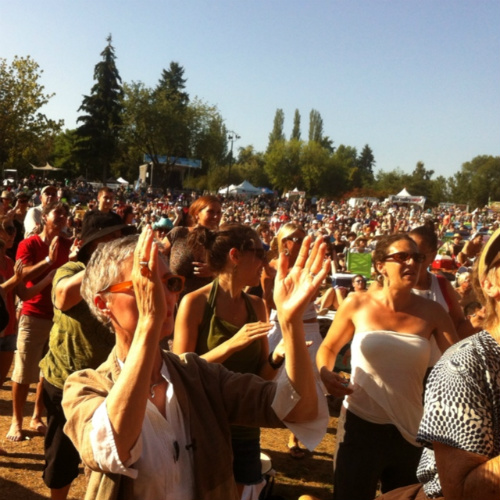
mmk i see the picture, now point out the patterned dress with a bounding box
[417,331,500,498]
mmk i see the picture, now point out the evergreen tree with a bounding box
[308,109,323,143]
[76,35,123,182]
[291,109,301,140]
[357,144,375,185]
[267,108,285,152]
[156,61,189,109]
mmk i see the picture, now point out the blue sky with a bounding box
[1,0,499,179]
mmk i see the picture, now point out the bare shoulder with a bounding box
[179,282,211,312]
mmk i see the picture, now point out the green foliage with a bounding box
[76,35,123,182]
[357,144,375,186]
[267,109,285,152]
[449,155,500,208]
[308,109,323,143]
[0,55,62,174]
[156,62,189,109]
[291,109,301,140]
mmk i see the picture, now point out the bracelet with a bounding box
[268,351,285,370]
[45,256,52,265]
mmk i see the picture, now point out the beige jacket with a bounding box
[62,349,284,500]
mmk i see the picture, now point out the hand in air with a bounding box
[273,235,330,322]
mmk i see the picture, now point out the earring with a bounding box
[283,249,290,257]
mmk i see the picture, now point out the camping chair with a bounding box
[346,251,372,279]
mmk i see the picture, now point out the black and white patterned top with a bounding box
[416,330,500,498]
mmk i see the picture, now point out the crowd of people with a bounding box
[1,175,500,500]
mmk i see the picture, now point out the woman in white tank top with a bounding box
[317,234,459,500]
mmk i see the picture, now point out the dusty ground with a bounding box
[0,376,338,500]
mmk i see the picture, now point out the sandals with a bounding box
[288,445,305,459]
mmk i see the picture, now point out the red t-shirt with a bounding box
[16,235,72,319]
[0,256,16,336]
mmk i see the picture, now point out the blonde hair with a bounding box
[472,261,499,331]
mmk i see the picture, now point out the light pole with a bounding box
[226,131,240,197]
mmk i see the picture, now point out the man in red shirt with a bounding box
[6,202,72,442]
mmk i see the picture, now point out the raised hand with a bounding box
[132,226,166,333]
[273,235,330,323]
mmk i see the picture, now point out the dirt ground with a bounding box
[0,376,338,500]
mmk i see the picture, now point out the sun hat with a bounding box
[77,211,129,259]
[478,228,500,280]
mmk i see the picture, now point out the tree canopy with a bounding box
[0,56,62,172]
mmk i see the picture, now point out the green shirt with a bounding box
[40,261,115,389]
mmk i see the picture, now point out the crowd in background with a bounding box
[1,174,498,500]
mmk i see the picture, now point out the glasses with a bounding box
[283,236,304,244]
[2,226,16,235]
[100,274,185,294]
[246,248,266,261]
[383,252,426,264]
[18,198,29,203]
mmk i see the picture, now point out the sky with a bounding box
[1,0,499,180]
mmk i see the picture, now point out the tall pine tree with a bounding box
[291,109,301,140]
[76,35,123,182]
[267,108,285,152]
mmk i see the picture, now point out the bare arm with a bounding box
[0,259,23,294]
[21,236,60,282]
[172,290,207,354]
[442,278,474,339]
[434,441,500,500]
[316,296,356,397]
[54,270,84,311]
[104,227,167,463]
[274,236,330,423]
[16,269,57,301]
[431,301,460,353]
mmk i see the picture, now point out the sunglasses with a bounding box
[100,274,185,294]
[3,226,16,235]
[383,252,426,264]
[283,236,304,244]
[246,248,266,261]
[18,198,29,203]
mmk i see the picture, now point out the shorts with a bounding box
[42,379,80,488]
[333,409,422,500]
[232,437,262,485]
[0,334,17,352]
[11,315,51,385]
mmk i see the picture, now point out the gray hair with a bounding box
[81,234,139,325]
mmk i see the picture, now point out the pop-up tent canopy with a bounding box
[387,188,426,208]
[285,187,306,199]
[30,162,62,171]
[219,180,261,196]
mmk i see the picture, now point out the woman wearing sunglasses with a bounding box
[317,233,459,500]
[173,223,277,498]
[62,227,328,500]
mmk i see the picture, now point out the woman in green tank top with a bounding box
[173,223,285,498]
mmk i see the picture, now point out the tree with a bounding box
[75,35,123,182]
[267,109,285,152]
[156,61,189,109]
[0,56,62,173]
[449,155,500,208]
[308,109,323,143]
[291,109,301,140]
[357,144,376,186]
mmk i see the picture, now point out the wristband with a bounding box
[45,256,52,265]
[268,351,285,370]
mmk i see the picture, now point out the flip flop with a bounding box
[288,445,305,459]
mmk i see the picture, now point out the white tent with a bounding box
[387,188,426,208]
[219,180,261,196]
[116,177,129,185]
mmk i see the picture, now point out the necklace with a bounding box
[149,379,164,399]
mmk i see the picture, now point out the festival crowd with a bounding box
[0,174,499,500]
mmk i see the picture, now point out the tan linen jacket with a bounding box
[62,348,284,500]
